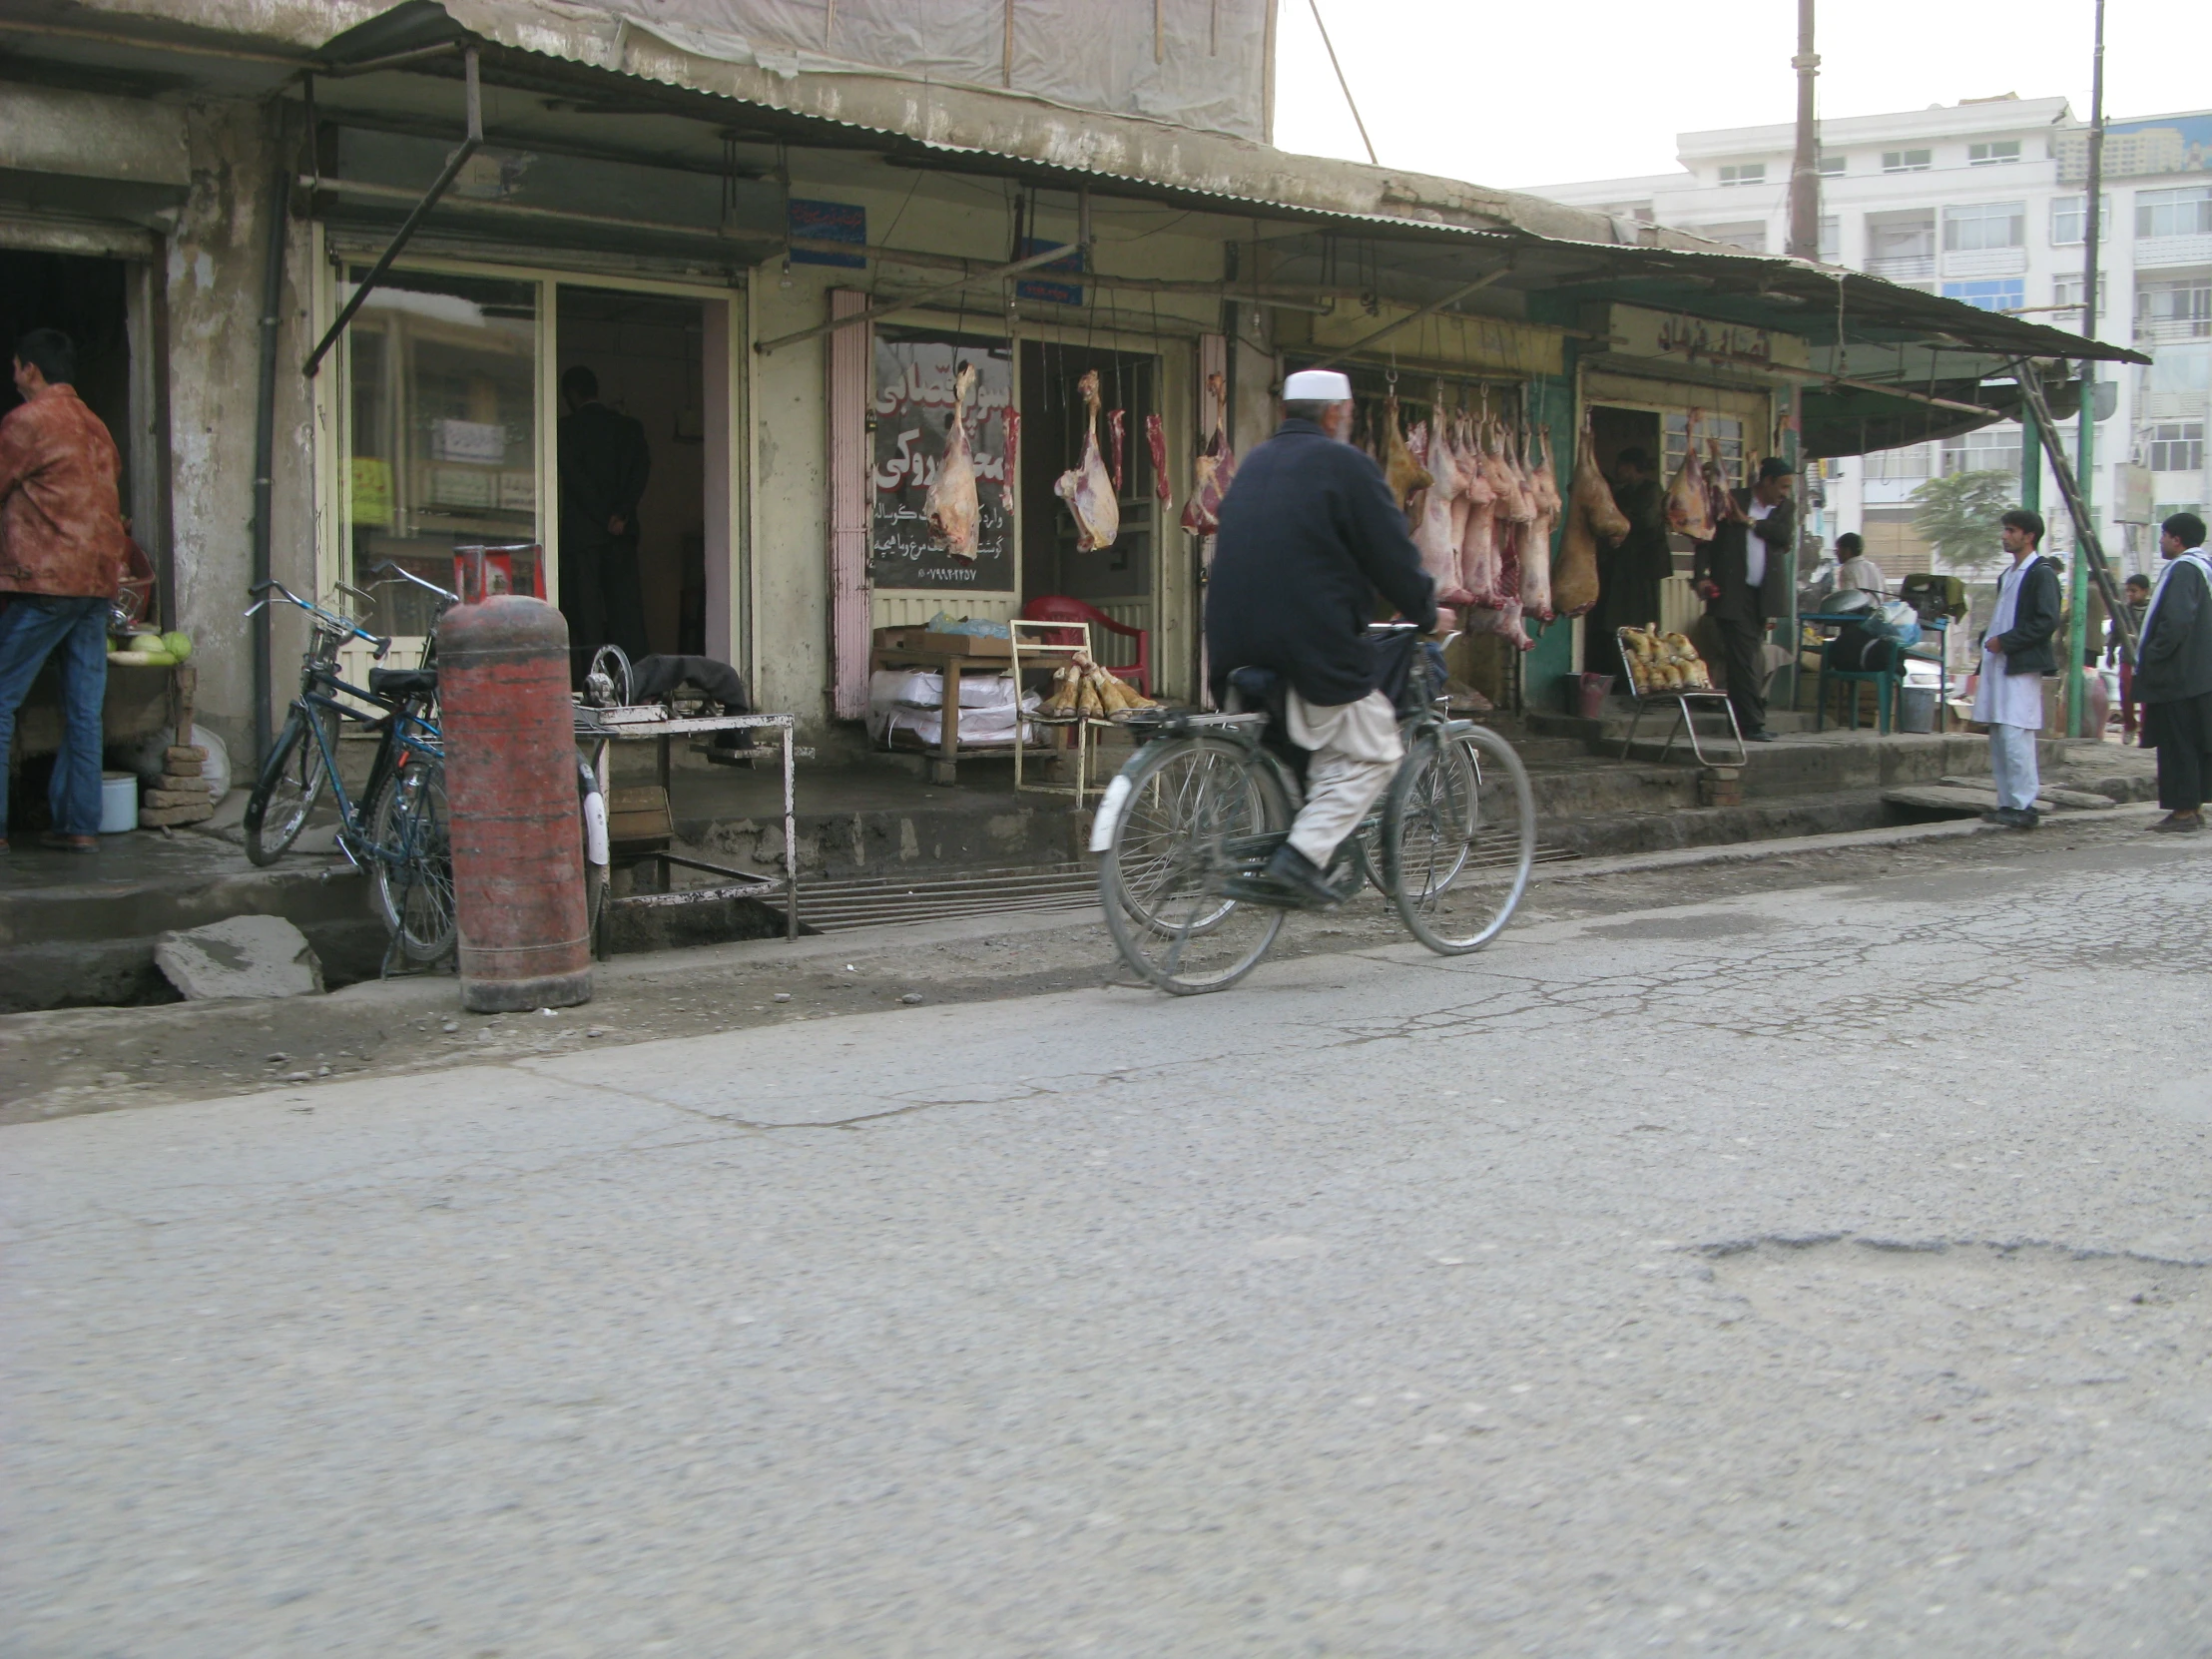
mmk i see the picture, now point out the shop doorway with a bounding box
[0,251,133,516]
[1587,404,1661,483]
[1019,341,1159,627]
[555,285,710,667]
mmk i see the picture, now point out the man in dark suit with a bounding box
[2133,511,2212,833]
[1691,456,1796,742]
[557,364,651,684]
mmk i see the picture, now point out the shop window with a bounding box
[1968,140,2021,167]
[1019,342,1159,608]
[342,269,540,643]
[2137,187,2212,241]
[1882,149,1933,174]
[1661,414,1744,489]
[1943,201,2025,252]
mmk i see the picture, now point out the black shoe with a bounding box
[1978,808,2010,825]
[2016,807,2041,830]
[1743,729,1776,743]
[1264,840,1348,909]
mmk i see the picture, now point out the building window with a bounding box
[1968,140,2022,167]
[1817,153,1846,177]
[1862,445,1934,481]
[2053,273,2107,321]
[1819,216,1840,260]
[2137,186,2212,240]
[2050,194,2112,245]
[2144,422,2204,472]
[1882,149,1933,174]
[1941,278,2026,311]
[1943,201,2026,252]
[1700,222,1769,254]
[1663,414,1744,486]
[1718,163,1767,188]
[1941,424,2024,478]
[2137,279,2212,342]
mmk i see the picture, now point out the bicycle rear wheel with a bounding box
[243,706,338,865]
[1098,734,1291,994]
[1382,723,1534,955]
[365,756,456,962]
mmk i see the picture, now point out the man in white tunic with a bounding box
[1972,509,2063,829]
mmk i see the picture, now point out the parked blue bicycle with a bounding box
[241,573,455,963]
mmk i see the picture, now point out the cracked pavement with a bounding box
[3,823,2210,1655]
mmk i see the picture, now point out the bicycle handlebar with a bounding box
[245,578,391,658]
[367,560,460,607]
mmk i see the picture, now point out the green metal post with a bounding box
[2018,405,2041,515]
[2067,403,2091,734]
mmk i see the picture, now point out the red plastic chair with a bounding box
[1019,595,1151,697]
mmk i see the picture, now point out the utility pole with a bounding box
[1785,0,1822,261]
[2066,0,2105,734]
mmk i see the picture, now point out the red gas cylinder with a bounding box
[435,594,591,1013]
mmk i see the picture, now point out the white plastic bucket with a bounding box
[99,771,138,833]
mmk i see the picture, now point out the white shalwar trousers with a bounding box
[1286,689,1402,865]
[1988,722,2039,812]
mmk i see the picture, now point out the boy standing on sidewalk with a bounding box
[1973,509,2062,830]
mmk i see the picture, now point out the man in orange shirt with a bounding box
[0,329,129,852]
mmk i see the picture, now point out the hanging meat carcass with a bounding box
[1180,371,1237,535]
[1665,428,1716,541]
[1144,412,1171,503]
[1382,393,1432,516]
[1551,418,1632,619]
[1464,600,1535,653]
[925,360,981,560]
[1055,368,1120,552]
[1519,425,1562,622]
[1410,401,1471,603]
[1455,413,1501,606]
[1106,407,1127,494]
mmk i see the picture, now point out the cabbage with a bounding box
[161,631,193,662]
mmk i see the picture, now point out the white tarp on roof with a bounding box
[598,0,1270,141]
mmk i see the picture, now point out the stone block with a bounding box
[154,915,324,1001]
[165,746,209,766]
[144,788,215,811]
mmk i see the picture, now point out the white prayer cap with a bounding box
[1283,368,1353,402]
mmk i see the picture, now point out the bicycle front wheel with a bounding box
[1098,734,1291,994]
[1383,723,1534,955]
[365,756,457,963]
[243,706,337,865]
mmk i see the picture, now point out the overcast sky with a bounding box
[1272,0,2212,191]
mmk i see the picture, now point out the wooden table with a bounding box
[575,709,799,941]
[867,644,1017,784]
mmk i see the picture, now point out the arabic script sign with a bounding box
[870,334,1014,591]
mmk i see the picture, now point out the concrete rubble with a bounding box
[153,915,325,1002]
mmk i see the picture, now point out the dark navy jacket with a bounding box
[1204,418,1437,707]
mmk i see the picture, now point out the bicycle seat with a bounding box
[368,667,438,701]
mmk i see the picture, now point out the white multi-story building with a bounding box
[1532,97,2211,580]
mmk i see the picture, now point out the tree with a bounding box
[1910,470,2018,575]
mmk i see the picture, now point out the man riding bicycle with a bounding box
[1205,368,1442,907]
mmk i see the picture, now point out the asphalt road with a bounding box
[5,829,2210,1656]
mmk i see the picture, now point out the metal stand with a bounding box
[1010,618,1113,801]
[576,709,800,944]
[1616,632,1748,767]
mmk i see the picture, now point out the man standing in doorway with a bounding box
[1692,456,1796,743]
[1587,447,1670,652]
[0,328,127,853]
[1972,509,2062,830]
[2131,513,2212,833]
[557,364,651,684]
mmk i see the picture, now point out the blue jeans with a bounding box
[0,595,111,838]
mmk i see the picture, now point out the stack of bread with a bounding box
[1037,651,1157,719]
[1618,628,1712,695]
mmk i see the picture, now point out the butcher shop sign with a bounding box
[870,335,1014,590]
